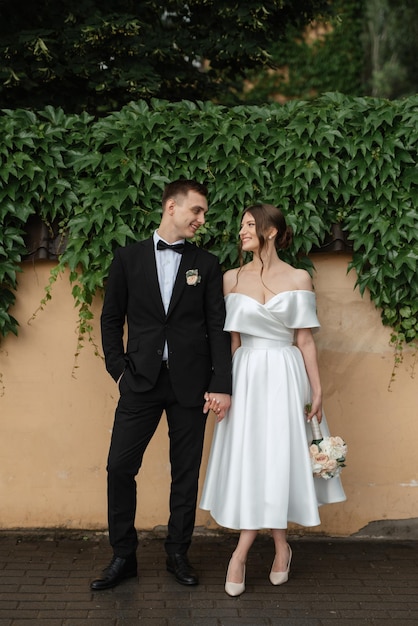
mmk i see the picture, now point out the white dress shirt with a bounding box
[154,231,184,360]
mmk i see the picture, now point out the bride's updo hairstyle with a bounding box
[240,203,293,260]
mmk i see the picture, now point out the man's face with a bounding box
[169,190,208,240]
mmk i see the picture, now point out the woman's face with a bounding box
[239,212,259,253]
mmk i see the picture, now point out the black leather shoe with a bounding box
[90,554,137,591]
[166,553,199,586]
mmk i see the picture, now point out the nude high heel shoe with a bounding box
[269,544,292,586]
[225,557,246,597]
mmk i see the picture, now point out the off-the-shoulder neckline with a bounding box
[225,290,314,306]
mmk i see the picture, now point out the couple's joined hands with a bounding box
[203,393,231,422]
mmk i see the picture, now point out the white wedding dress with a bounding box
[200,290,346,530]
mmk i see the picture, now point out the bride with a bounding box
[200,203,345,596]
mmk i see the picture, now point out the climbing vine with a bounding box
[0,94,417,381]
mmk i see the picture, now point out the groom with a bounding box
[91,179,232,590]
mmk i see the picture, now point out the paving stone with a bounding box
[0,533,417,625]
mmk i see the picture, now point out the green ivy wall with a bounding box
[1,94,418,363]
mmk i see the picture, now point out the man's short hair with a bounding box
[162,179,208,208]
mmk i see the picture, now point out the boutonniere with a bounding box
[185,269,201,287]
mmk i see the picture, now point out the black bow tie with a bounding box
[157,240,185,254]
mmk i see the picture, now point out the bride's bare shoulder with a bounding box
[279,261,313,291]
[223,267,240,295]
[291,267,314,291]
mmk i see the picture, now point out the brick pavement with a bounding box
[0,530,417,625]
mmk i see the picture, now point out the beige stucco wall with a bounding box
[0,254,417,536]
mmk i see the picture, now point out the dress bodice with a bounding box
[224,290,320,347]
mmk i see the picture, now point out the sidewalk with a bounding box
[0,530,417,625]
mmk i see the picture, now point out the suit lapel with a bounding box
[167,242,197,317]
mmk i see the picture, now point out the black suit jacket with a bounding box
[101,238,232,407]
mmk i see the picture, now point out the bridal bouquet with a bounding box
[307,411,347,480]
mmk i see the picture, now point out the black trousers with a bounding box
[106,364,208,558]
